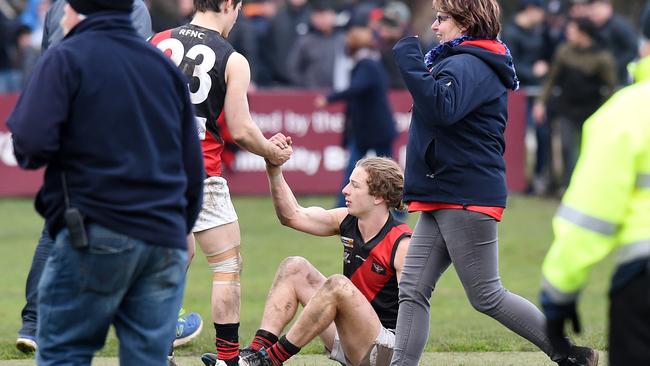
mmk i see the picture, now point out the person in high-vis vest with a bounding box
[540,11,650,366]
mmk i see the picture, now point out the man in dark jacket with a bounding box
[14,0,164,355]
[41,0,151,51]
[267,0,311,85]
[286,0,345,88]
[7,1,204,364]
[501,0,551,195]
[590,0,638,84]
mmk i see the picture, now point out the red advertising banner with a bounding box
[0,90,526,197]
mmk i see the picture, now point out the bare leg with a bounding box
[257,257,336,348]
[195,221,242,324]
[285,274,381,365]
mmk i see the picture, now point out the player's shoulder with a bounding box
[224,51,250,77]
[338,213,356,232]
[149,27,179,45]
[388,215,412,236]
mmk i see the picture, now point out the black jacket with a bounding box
[501,21,546,87]
[8,12,204,249]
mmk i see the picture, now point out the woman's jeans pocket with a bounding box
[80,224,135,294]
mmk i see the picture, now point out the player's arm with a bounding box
[393,236,411,283]
[224,52,290,165]
[266,163,348,236]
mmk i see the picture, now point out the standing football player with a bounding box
[150,1,292,365]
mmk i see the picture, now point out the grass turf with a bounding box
[0,195,611,361]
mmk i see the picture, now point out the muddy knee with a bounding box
[323,274,355,297]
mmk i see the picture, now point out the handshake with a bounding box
[265,133,293,167]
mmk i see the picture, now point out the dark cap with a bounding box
[518,0,545,10]
[311,0,335,12]
[380,1,410,27]
[67,0,133,15]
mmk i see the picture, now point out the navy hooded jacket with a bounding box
[7,12,204,249]
[393,36,518,207]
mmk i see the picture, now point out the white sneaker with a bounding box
[16,336,37,353]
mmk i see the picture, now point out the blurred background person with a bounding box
[540,14,650,365]
[377,1,411,89]
[590,0,638,85]
[287,0,345,88]
[236,0,278,87]
[228,7,259,88]
[568,0,592,18]
[0,5,20,93]
[11,24,38,87]
[542,0,568,61]
[268,0,311,86]
[533,17,617,193]
[315,26,397,209]
[502,0,551,195]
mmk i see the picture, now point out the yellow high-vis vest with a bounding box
[541,64,650,303]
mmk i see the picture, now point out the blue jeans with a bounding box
[336,142,393,207]
[37,223,187,366]
[19,227,53,339]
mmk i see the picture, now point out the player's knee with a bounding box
[278,256,311,277]
[207,246,242,285]
[324,274,353,295]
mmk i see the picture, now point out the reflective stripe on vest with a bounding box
[638,174,650,189]
[556,204,617,236]
[616,239,650,265]
[541,278,579,304]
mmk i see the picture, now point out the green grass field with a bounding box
[0,195,611,364]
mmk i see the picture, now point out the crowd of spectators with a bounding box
[0,0,415,91]
[502,0,646,195]
[1,0,649,195]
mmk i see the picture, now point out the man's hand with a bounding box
[533,60,549,78]
[269,133,292,149]
[540,291,581,355]
[314,95,327,109]
[266,133,292,167]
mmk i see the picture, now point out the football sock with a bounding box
[266,335,300,366]
[215,322,240,366]
[250,329,278,351]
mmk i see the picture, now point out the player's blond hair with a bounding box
[356,157,405,211]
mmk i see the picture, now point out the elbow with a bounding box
[229,121,254,146]
[276,209,299,228]
[230,129,249,146]
[278,216,292,227]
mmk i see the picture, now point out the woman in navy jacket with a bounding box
[388,1,597,366]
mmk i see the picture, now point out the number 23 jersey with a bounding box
[150,24,234,177]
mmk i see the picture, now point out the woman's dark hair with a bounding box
[432,0,501,39]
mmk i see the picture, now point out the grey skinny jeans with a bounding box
[390,209,564,365]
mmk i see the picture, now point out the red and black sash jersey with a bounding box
[150,24,234,177]
[339,214,412,329]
